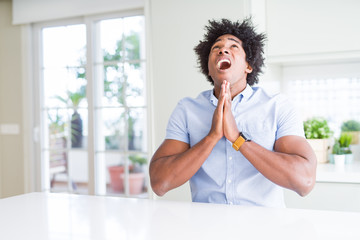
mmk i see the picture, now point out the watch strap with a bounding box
[232,134,246,151]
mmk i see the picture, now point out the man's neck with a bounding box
[213,81,247,100]
[229,82,247,100]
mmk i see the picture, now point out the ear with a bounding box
[245,65,253,73]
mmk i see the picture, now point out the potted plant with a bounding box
[332,140,346,167]
[331,133,353,165]
[55,85,86,148]
[341,120,360,144]
[338,132,353,164]
[304,117,333,163]
[108,154,147,195]
[124,154,147,195]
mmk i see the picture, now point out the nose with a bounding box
[219,47,229,55]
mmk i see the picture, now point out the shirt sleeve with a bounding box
[275,95,305,140]
[165,100,190,144]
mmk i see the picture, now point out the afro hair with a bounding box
[194,18,266,86]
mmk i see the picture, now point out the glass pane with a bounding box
[47,108,69,148]
[125,62,146,107]
[70,109,88,149]
[105,152,126,195]
[288,77,360,137]
[97,108,126,151]
[43,24,86,68]
[46,148,67,193]
[102,64,126,107]
[104,152,147,196]
[128,108,147,151]
[100,18,124,62]
[68,150,89,194]
[127,153,148,197]
[49,149,89,194]
[43,67,87,108]
[42,23,88,194]
[123,16,145,60]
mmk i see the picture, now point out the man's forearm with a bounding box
[150,134,219,196]
[238,136,316,196]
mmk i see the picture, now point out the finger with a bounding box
[225,83,232,109]
[217,82,226,108]
[226,81,230,95]
[219,80,226,99]
[225,81,231,101]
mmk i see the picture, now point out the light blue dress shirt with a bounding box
[165,85,304,207]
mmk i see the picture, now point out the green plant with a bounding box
[339,132,352,148]
[339,132,352,154]
[54,85,86,147]
[128,154,147,173]
[341,120,360,132]
[103,32,143,151]
[48,111,65,135]
[303,117,333,139]
[129,154,147,166]
[55,85,86,109]
[332,133,353,155]
[332,141,344,155]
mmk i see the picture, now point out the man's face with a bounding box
[208,34,252,88]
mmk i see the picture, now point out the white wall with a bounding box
[267,0,360,57]
[266,0,360,64]
[0,0,25,198]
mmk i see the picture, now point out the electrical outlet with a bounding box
[0,124,20,135]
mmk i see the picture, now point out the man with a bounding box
[149,18,316,207]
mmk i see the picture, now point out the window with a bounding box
[35,12,148,197]
[283,62,360,137]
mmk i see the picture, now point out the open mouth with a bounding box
[217,59,231,70]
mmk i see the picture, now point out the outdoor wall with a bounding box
[0,0,25,198]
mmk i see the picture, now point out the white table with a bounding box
[0,192,359,240]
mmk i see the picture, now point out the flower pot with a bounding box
[346,131,360,145]
[120,172,145,195]
[345,154,353,164]
[108,166,125,192]
[71,111,83,148]
[333,154,345,167]
[307,139,330,163]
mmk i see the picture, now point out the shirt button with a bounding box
[228,179,232,183]
[229,202,233,205]
[229,156,232,160]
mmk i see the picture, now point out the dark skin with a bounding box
[149,34,317,197]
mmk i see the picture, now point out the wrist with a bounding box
[230,132,240,143]
[206,132,222,143]
[232,132,251,151]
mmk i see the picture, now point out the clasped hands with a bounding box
[209,80,240,143]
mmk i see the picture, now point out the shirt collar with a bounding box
[239,84,253,102]
[209,84,253,106]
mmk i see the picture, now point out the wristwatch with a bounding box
[232,132,251,151]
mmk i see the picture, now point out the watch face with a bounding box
[240,132,251,141]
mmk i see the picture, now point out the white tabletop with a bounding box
[0,192,359,240]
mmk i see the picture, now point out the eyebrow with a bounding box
[213,37,241,45]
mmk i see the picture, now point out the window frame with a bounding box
[31,9,152,197]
